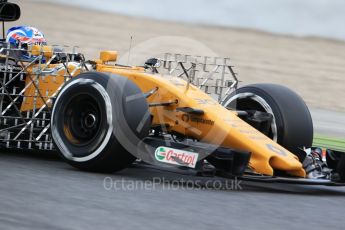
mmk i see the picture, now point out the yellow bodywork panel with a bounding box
[20,63,81,111]
[99,50,118,63]
[97,64,306,177]
[30,45,54,59]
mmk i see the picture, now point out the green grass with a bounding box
[313,134,345,151]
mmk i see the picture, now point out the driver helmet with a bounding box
[6,26,47,61]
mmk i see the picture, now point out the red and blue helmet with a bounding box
[6,26,47,61]
[6,26,47,46]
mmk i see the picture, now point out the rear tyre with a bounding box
[223,83,313,160]
[51,72,150,172]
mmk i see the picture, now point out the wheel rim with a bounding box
[224,92,278,142]
[63,93,103,146]
[51,78,114,162]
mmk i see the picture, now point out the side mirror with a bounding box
[0,2,21,21]
[145,58,161,68]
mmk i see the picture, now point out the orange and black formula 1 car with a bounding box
[0,1,344,186]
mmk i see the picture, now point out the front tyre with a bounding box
[51,72,150,172]
[223,83,313,160]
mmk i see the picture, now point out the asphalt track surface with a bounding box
[0,109,344,230]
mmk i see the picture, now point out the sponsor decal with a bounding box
[194,98,218,105]
[155,146,199,168]
[248,136,267,140]
[181,114,215,126]
[266,143,287,156]
[0,64,22,71]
